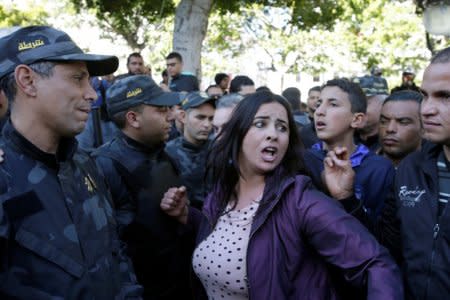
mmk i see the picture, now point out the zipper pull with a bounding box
[433,223,440,239]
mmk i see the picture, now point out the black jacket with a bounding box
[169,74,199,92]
[93,132,194,299]
[304,143,394,225]
[0,121,142,299]
[377,142,450,300]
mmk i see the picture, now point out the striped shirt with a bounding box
[437,151,450,216]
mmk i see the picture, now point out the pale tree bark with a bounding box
[172,0,213,81]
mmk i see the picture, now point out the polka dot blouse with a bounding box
[192,201,260,299]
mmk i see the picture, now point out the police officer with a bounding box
[92,75,193,299]
[391,67,421,93]
[0,26,142,299]
[165,92,216,209]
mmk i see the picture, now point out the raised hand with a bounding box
[322,146,355,200]
[160,186,189,224]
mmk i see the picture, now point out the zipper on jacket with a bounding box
[433,223,440,239]
[425,222,441,298]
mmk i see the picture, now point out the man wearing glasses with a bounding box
[166,52,199,92]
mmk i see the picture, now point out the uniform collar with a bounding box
[2,119,78,170]
[118,130,164,155]
[181,137,209,151]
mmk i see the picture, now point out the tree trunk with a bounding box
[172,0,213,81]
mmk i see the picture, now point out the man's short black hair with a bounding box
[229,75,254,93]
[215,73,229,85]
[166,52,183,62]
[127,52,142,65]
[308,86,321,94]
[256,86,271,93]
[282,87,301,112]
[431,46,450,64]
[322,78,367,113]
[383,90,423,106]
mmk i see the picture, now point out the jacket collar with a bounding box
[418,140,442,177]
[311,142,370,167]
[2,119,77,170]
[118,130,165,156]
[181,137,210,151]
[203,168,297,235]
[249,173,296,236]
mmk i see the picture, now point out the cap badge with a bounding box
[126,87,142,98]
[18,39,45,51]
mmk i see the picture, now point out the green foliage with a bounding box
[0,4,48,27]
[71,0,175,50]
[67,0,436,87]
[77,0,174,22]
[70,0,374,51]
[201,0,432,88]
[341,0,429,77]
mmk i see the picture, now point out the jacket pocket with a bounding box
[15,228,85,278]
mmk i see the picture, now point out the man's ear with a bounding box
[15,65,38,97]
[351,112,365,129]
[126,110,140,129]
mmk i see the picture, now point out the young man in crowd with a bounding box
[212,93,243,136]
[306,85,321,120]
[92,75,193,299]
[353,75,389,151]
[166,51,199,92]
[282,87,310,128]
[214,72,230,94]
[299,85,321,148]
[303,79,395,299]
[165,92,216,209]
[378,90,423,167]
[0,25,141,299]
[115,52,145,81]
[303,79,394,225]
[229,75,256,95]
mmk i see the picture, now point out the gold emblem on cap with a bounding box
[18,39,45,51]
[126,88,142,98]
[181,98,189,106]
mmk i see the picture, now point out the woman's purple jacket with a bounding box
[188,174,403,299]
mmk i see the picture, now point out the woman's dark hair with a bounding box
[207,91,307,212]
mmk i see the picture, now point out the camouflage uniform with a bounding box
[165,137,212,209]
[0,122,142,299]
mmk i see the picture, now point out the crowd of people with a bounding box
[0,25,448,300]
